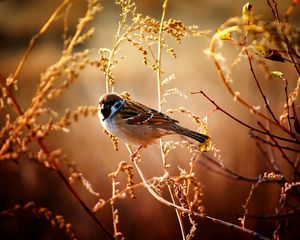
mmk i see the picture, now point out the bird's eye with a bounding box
[101,103,111,120]
[114,101,122,109]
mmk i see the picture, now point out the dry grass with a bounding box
[0,0,299,239]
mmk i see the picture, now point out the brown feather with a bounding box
[121,100,178,125]
[169,124,209,143]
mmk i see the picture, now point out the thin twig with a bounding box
[293,155,300,182]
[266,0,280,22]
[257,121,300,178]
[156,1,186,239]
[12,0,71,82]
[266,0,277,20]
[283,35,300,77]
[0,77,114,239]
[209,25,300,139]
[192,91,299,144]
[105,25,137,93]
[283,76,292,131]
[128,148,271,240]
[157,0,167,111]
[110,176,121,239]
[285,0,299,22]
[200,153,284,183]
[250,132,299,152]
[240,177,264,228]
[245,207,300,219]
[245,49,278,124]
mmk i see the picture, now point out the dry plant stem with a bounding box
[111,177,120,238]
[283,77,292,131]
[156,1,186,239]
[284,36,300,77]
[246,207,300,219]
[98,174,205,211]
[257,122,300,178]
[128,148,271,240]
[164,156,186,239]
[167,183,186,239]
[0,77,114,239]
[240,178,263,228]
[266,0,280,22]
[197,157,260,182]
[0,202,78,240]
[96,178,157,210]
[63,3,72,49]
[64,0,102,55]
[245,50,278,124]
[105,23,137,92]
[3,6,113,237]
[105,38,121,93]
[265,120,282,173]
[141,33,157,63]
[285,0,299,22]
[209,26,299,139]
[200,153,284,183]
[193,91,299,144]
[12,0,71,82]
[251,134,299,152]
[186,153,199,203]
[156,0,167,112]
[268,0,300,77]
[293,155,300,181]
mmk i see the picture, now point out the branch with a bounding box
[200,153,284,183]
[257,122,300,178]
[129,151,271,240]
[0,74,114,239]
[12,0,71,82]
[245,50,278,124]
[208,25,300,139]
[250,132,300,152]
[285,0,299,22]
[245,207,300,219]
[192,91,299,144]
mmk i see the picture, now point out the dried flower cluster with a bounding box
[0,202,77,239]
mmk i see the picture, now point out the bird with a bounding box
[98,93,209,152]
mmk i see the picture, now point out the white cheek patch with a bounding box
[98,110,105,123]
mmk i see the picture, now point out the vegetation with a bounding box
[0,0,299,239]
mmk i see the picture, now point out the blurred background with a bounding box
[0,0,299,239]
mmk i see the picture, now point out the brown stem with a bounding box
[200,153,284,183]
[245,50,278,124]
[257,121,300,178]
[0,74,114,239]
[12,0,71,82]
[250,133,299,152]
[285,0,299,22]
[245,207,300,219]
[130,149,271,240]
[283,77,292,131]
[192,91,299,144]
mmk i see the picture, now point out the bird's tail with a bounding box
[170,124,209,143]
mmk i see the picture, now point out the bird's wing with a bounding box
[119,100,178,125]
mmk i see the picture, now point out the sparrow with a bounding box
[98,93,209,148]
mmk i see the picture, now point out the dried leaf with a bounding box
[251,45,285,62]
[242,2,254,25]
[272,71,284,79]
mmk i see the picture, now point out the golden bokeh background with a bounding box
[1,0,299,239]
